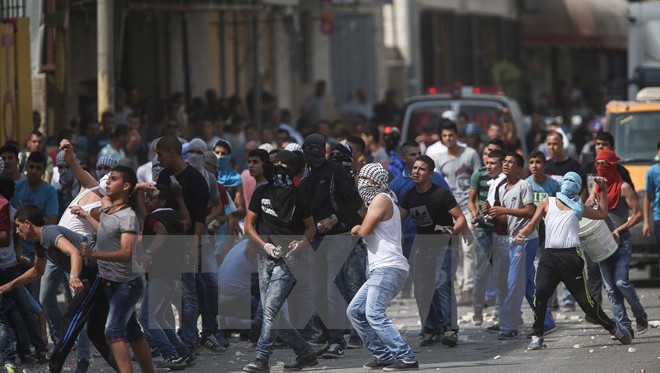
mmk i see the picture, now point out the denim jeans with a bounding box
[347,267,415,364]
[413,236,453,335]
[598,236,646,330]
[103,277,145,344]
[179,271,199,347]
[501,238,538,333]
[195,247,224,341]
[473,228,494,316]
[1,298,31,357]
[139,278,187,359]
[310,234,353,346]
[0,305,14,363]
[40,260,71,344]
[255,256,313,361]
[0,266,47,352]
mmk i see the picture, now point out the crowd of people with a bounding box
[0,86,657,373]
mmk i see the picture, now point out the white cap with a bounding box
[259,143,276,153]
[441,110,457,122]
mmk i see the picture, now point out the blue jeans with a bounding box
[103,277,145,344]
[501,238,538,333]
[473,229,494,316]
[598,236,646,330]
[139,278,187,359]
[310,234,353,347]
[347,267,415,364]
[413,235,454,335]
[522,240,555,330]
[197,272,222,341]
[179,272,199,346]
[255,256,313,361]
[0,266,47,352]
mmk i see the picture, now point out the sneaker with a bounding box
[471,314,483,326]
[610,323,632,345]
[527,326,557,339]
[485,323,501,334]
[321,344,344,359]
[2,363,16,373]
[306,334,327,345]
[419,334,441,347]
[363,359,394,370]
[150,346,161,358]
[183,353,196,367]
[347,335,363,349]
[382,359,419,371]
[35,350,50,364]
[441,331,458,347]
[75,358,90,373]
[498,331,519,340]
[201,334,226,352]
[527,336,546,350]
[636,314,649,335]
[243,358,270,373]
[282,352,318,371]
[157,356,187,371]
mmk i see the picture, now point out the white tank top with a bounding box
[544,197,581,249]
[365,193,409,273]
[58,187,102,236]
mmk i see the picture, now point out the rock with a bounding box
[573,344,581,349]
[628,347,637,353]
[494,355,501,360]
[648,320,660,328]
[322,366,328,370]
[589,349,594,353]
[229,360,236,364]
[236,351,245,356]
[590,336,595,340]
[570,316,581,321]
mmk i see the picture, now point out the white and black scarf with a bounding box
[357,162,396,207]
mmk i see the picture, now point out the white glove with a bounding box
[263,243,282,259]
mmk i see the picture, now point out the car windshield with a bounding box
[608,112,660,162]
[404,103,452,141]
[404,100,505,141]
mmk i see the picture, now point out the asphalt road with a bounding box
[46,284,660,373]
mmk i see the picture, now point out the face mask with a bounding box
[187,153,205,171]
[559,178,580,199]
[357,178,381,207]
[96,169,110,181]
[152,154,163,182]
[272,165,294,188]
[59,167,74,187]
[303,151,325,168]
[217,156,231,170]
[98,174,109,195]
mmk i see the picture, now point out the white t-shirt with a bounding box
[365,193,409,272]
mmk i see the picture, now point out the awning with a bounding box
[523,0,627,50]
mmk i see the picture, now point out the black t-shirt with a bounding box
[249,185,311,249]
[142,208,185,279]
[400,184,458,235]
[546,157,585,189]
[157,165,210,234]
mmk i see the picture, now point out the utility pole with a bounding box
[98,0,114,122]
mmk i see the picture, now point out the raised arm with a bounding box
[60,140,99,190]
[583,178,609,220]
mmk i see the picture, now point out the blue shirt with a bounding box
[390,169,451,240]
[11,181,59,256]
[526,175,560,206]
[646,163,660,221]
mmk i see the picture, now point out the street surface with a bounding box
[51,284,660,373]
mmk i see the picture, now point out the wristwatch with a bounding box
[330,214,338,224]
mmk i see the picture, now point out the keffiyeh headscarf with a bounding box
[0,157,4,175]
[96,156,118,180]
[557,171,584,219]
[358,162,396,207]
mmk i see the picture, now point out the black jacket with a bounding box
[300,161,362,235]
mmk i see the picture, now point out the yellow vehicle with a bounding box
[604,88,660,272]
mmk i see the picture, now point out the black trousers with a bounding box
[49,270,118,373]
[532,248,615,337]
[584,253,603,305]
